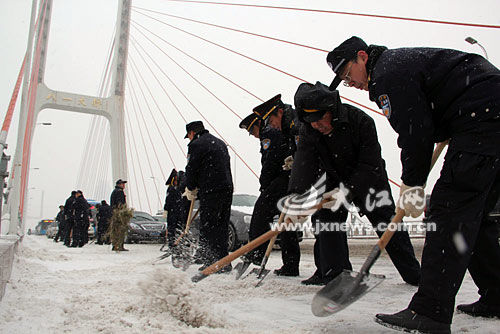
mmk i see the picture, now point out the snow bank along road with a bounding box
[0,236,498,333]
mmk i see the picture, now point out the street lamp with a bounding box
[465,37,489,60]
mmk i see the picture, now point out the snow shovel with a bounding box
[235,227,278,280]
[311,141,448,317]
[311,208,404,317]
[192,197,329,282]
[253,234,278,287]
[192,211,291,282]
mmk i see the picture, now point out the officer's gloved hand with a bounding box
[321,187,347,210]
[282,155,294,171]
[397,184,425,218]
[182,188,198,201]
[283,213,308,226]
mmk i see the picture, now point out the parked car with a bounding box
[34,219,55,235]
[87,199,99,239]
[125,211,167,244]
[46,221,58,239]
[191,194,255,251]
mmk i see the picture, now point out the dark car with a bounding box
[190,194,302,251]
[190,194,256,251]
[125,211,167,244]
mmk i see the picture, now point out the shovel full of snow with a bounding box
[311,208,404,316]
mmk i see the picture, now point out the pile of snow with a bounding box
[139,269,225,328]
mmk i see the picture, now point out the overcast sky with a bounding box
[1,0,499,230]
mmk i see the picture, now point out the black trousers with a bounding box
[364,204,421,285]
[64,220,74,246]
[248,172,300,269]
[410,150,500,324]
[198,190,233,265]
[312,209,352,283]
[96,222,109,244]
[311,203,420,284]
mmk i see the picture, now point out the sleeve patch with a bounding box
[378,94,392,119]
[261,139,271,150]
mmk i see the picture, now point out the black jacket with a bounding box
[280,104,302,156]
[185,130,233,197]
[165,185,182,224]
[259,126,290,191]
[56,210,65,226]
[97,203,113,225]
[289,103,391,207]
[110,186,126,209]
[63,195,75,222]
[368,45,500,186]
[73,196,90,224]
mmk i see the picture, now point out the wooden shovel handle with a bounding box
[378,140,448,250]
[174,199,196,246]
[195,212,285,279]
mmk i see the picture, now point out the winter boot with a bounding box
[375,308,450,334]
[273,266,299,277]
[456,300,500,319]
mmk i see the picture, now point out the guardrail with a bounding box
[0,235,21,301]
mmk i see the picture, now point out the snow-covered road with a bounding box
[0,236,498,333]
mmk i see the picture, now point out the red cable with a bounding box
[125,75,164,208]
[126,58,168,180]
[130,27,260,179]
[161,0,500,29]
[124,103,152,212]
[131,21,243,120]
[134,12,385,117]
[127,47,179,171]
[123,109,142,209]
[131,19,262,102]
[128,37,188,158]
[132,6,328,52]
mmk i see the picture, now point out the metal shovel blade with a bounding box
[254,268,270,287]
[234,261,251,280]
[311,270,385,317]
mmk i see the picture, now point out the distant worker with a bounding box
[183,121,234,272]
[53,205,66,243]
[96,200,112,245]
[63,191,76,247]
[109,179,130,252]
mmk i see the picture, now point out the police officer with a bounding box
[183,121,233,272]
[63,191,76,247]
[53,205,66,243]
[326,36,500,332]
[290,81,421,286]
[253,95,301,277]
[164,168,183,253]
[71,190,90,247]
[96,200,112,245]
[238,113,290,265]
[110,179,128,251]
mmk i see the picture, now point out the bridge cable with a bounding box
[160,0,500,29]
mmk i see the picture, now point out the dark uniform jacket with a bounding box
[259,126,290,191]
[56,210,65,227]
[289,103,391,206]
[63,195,75,222]
[73,196,90,224]
[97,203,113,226]
[280,104,301,156]
[185,130,234,196]
[110,186,126,209]
[165,185,182,224]
[367,45,500,186]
